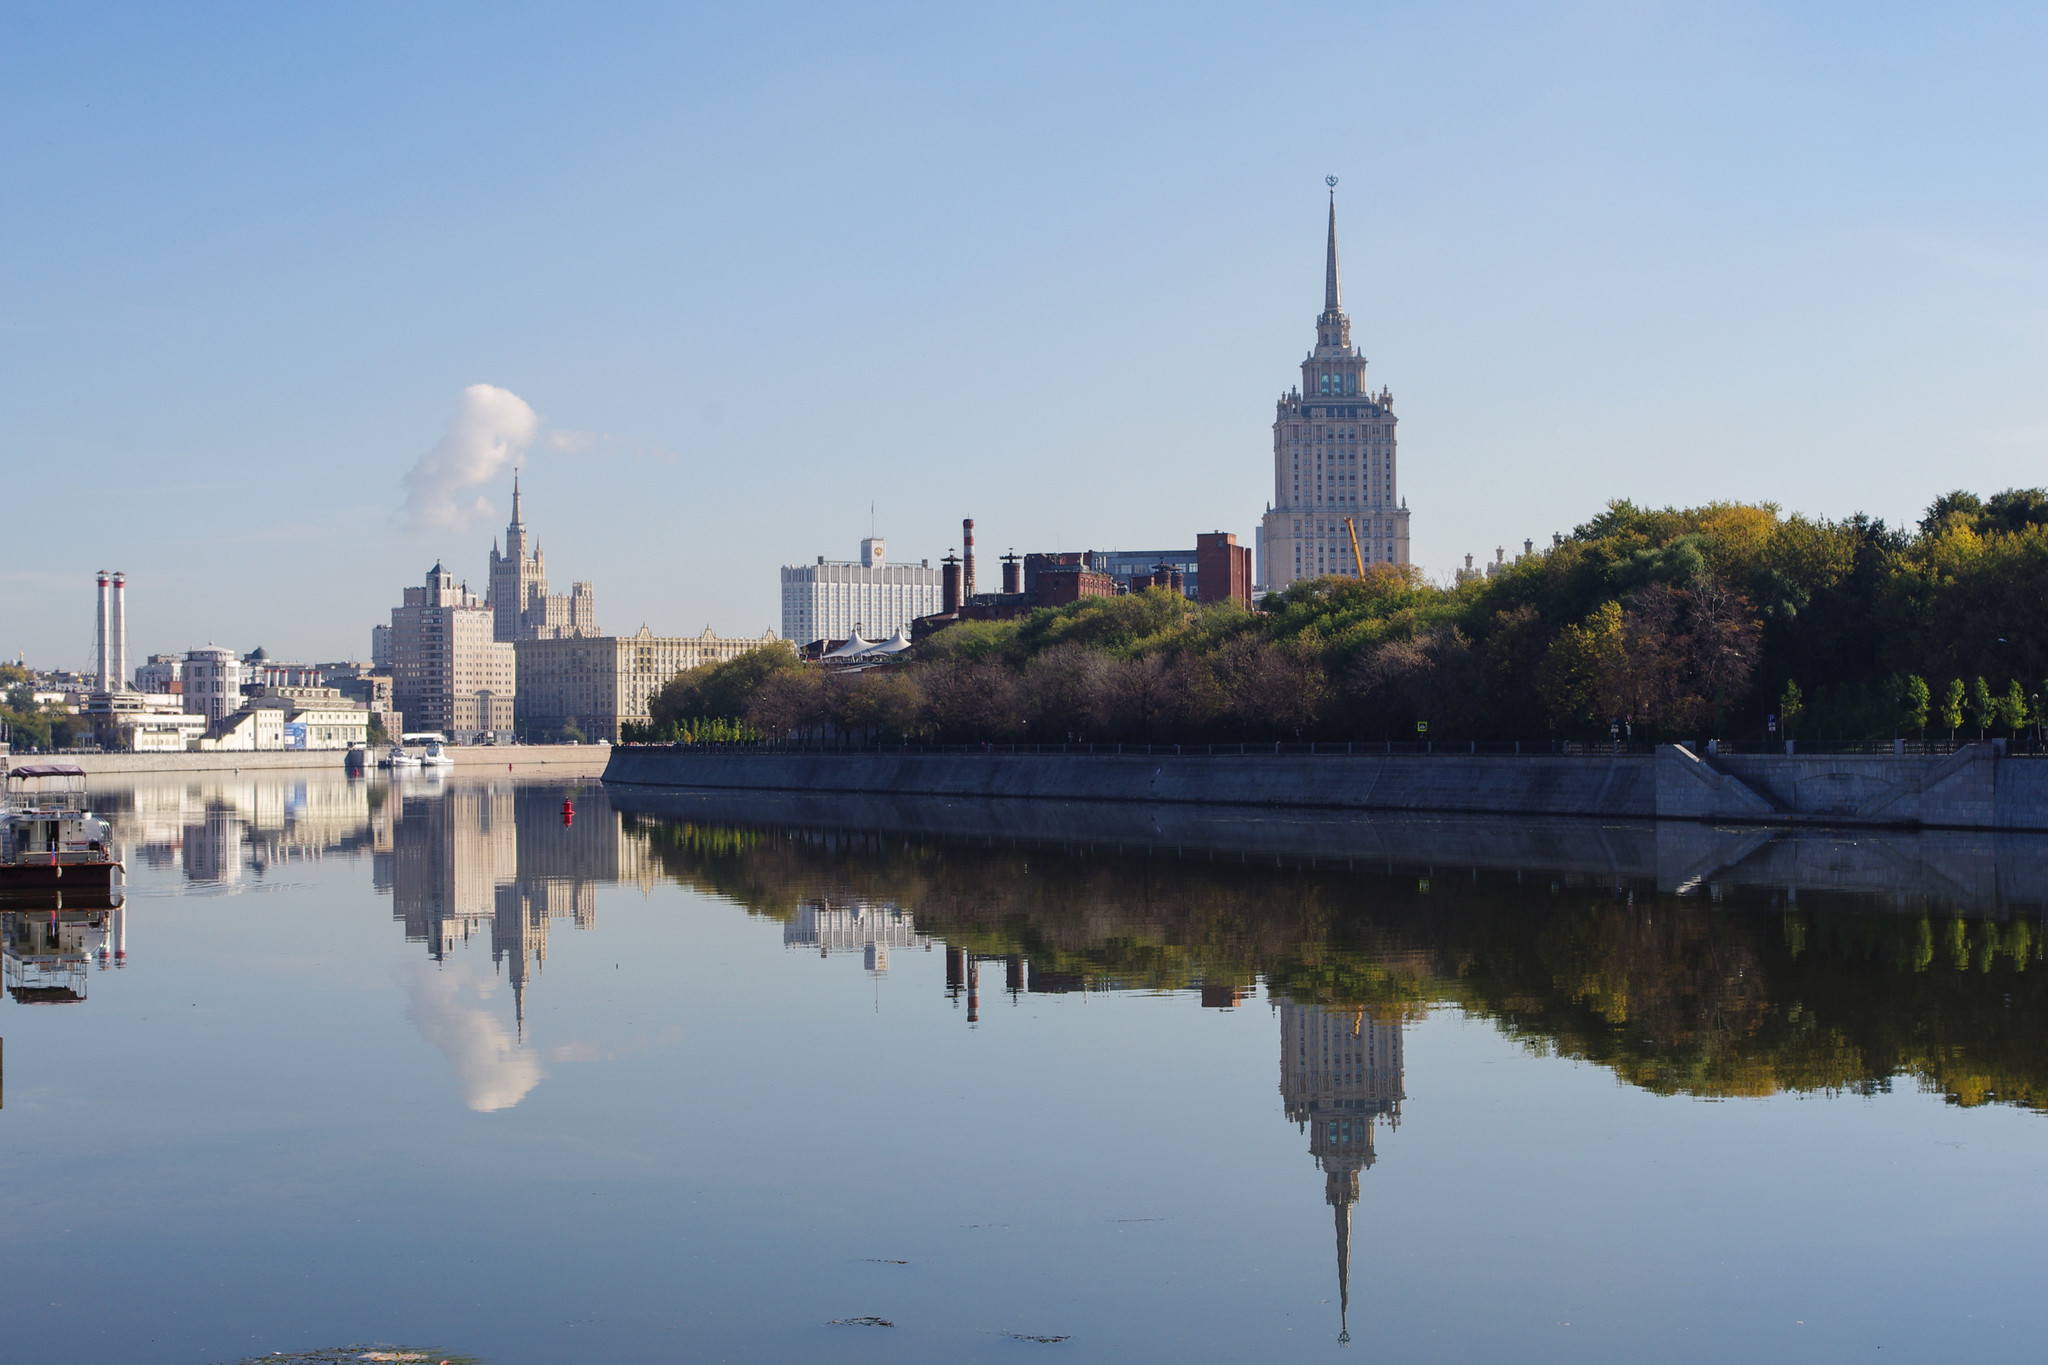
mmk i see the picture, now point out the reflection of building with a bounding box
[785,899,928,975]
[387,782,653,1033]
[1279,1002,1404,1345]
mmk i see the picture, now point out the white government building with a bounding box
[1259,185,1411,592]
[780,538,943,647]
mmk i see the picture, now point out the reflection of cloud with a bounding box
[406,960,542,1112]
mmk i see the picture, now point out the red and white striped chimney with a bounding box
[111,571,127,691]
[95,570,111,693]
[962,518,976,600]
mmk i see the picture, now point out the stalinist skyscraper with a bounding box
[1259,183,1410,593]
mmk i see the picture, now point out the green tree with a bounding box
[1968,676,1995,740]
[1780,679,1804,742]
[1902,674,1930,738]
[1939,678,1966,740]
[1998,679,2028,735]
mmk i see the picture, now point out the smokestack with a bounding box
[1001,551,1021,595]
[95,571,111,693]
[111,572,127,691]
[941,552,962,615]
[962,518,976,600]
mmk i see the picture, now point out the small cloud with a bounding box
[546,429,603,455]
[401,384,540,532]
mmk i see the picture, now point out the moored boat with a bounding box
[2,765,123,891]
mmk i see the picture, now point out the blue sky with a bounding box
[4,2,2045,667]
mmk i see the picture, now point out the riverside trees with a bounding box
[642,488,2048,746]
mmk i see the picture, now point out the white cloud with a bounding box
[401,384,540,532]
[406,959,543,1112]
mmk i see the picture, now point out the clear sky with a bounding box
[4,2,2045,668]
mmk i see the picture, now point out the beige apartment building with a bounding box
[388,563,516,740]
[1259,189,1411,592]
[515,625,788,742]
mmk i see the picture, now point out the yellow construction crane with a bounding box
[1344,517,1367,578]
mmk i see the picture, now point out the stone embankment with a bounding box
[603,743,2048,832]
[20,744,613,778]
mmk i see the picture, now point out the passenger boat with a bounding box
[2,765,123,891]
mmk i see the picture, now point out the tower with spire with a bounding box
[1258,181,1410,593]
[487,473,599,642]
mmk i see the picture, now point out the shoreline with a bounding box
[601,743,2048,832]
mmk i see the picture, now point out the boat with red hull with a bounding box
[2,765,122,892]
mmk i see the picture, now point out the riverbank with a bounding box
[602,743,2048,832]
[17,744,614,778]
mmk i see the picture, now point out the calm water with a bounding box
[5,772,2048,1363]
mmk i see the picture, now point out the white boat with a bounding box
[419,742,455,768]
[380,745,421,769]
[3,765,123,893]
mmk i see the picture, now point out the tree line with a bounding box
[635,488,2048,745]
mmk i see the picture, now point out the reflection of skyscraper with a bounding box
[1278,1002,1404,1345]
[392,784,518,956]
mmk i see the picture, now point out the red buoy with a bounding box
[562,798,574,826]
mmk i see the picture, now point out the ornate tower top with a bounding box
[1315,178,1353,357]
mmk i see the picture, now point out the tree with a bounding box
[1780,680,1804,742]
[649,646,800,728]
[1998,680,2029,736]
[1968,676,1996,740]
[1902,675,1930,739]
[1939,679,1965,740]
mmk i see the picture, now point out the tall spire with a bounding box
[511,468,523,527]
[1335,1197,1353,1345]
[1324,176,1342,315]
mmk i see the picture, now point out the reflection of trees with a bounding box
[629,814,2048,1111]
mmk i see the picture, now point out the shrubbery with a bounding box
[633,489,2048,746]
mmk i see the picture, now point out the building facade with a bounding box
[488,477,598,642]
[1260,191,1410,593]
[388,563,516,740]
[515,625,788,742]
[781,538,942,647]
[181,646,245,722]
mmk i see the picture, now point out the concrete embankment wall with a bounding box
[605,744,2048,832]
[604,748,1657,817]
[30,744,612,778]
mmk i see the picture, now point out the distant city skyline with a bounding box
[5,5,2047,665]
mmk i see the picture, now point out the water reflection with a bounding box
[2,896,126,1005]
[45,775,2048,1351]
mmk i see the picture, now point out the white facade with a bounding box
[1259,192,1410,593]
[134,653,182,694]
[780,538,942,646]
[182,646,245,722]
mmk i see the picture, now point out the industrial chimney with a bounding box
[962,518,976,600]
[941,552,962,615]
[1001,551,1021,595]
[95,570,111,693]
[111,571,128,691]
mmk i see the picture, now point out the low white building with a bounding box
[198,706,285,752]
[780,538,942,647]
[244,686,372,750]
[83,691,208,751]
